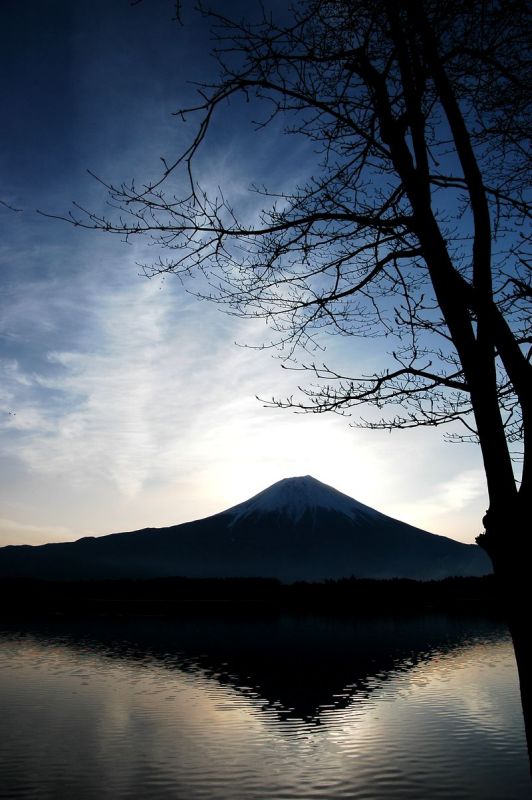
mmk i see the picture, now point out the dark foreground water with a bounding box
[0,614,529,800]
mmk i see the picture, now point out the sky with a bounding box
[0,0,490,548]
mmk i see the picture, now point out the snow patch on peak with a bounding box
[225,475,380,524]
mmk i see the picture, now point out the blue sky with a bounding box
[0,0,489,547]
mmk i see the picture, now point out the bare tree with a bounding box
[56,0,531,752]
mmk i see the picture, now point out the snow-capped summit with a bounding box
[226,475,379,524]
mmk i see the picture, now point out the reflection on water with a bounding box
[0,614,529,799]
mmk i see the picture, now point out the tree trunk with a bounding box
[507,606,532,773]
[478,514,531,772]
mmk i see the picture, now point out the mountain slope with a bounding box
[0,476,492,581]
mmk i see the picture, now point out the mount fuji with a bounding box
[0,476,492,582]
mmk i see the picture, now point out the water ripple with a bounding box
[0,614,529,800]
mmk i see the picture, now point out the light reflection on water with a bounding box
[0,614,529,800]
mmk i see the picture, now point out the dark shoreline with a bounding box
[0,574,501,619]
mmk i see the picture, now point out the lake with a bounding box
[0,613,529,799]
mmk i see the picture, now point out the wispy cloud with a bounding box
[3,273,248,493]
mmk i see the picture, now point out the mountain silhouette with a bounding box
[0,475,492,581]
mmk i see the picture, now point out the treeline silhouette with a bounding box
[1,574,499,618]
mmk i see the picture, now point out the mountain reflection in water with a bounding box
[0,613,529,799]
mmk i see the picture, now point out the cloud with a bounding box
[383,460,487,542]
[1,261,284,497]
[437,469,487,510]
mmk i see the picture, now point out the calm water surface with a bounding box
[0,614,529,800]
